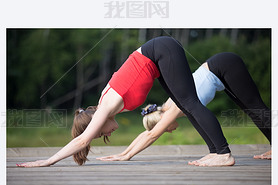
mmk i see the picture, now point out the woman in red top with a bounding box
[17,36,234,167]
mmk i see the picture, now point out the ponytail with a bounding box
[71,106,97,165]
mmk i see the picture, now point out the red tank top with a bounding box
[108,51,160,111]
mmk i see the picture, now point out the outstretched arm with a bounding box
[97,104,181,161]
[121,130,148,155]
[97,130,149,161]
[17,106,110,167]
[17,135,95,167]
[17,87,125,167]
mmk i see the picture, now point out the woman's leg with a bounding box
[142,38,216,153]
[158,75,217,153]
[159,75,219,165]
[150,36,230,154]
[207,52,271,143]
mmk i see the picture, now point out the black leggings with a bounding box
[142,36,231,154]
[207,53,271,145]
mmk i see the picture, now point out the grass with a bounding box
[7,111,269,148]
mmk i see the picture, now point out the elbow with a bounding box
[147,131,160,141]
[75,136,91,148]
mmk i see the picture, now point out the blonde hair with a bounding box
[142,104,163,131]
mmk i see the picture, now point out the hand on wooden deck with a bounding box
[96,154,130,161]
[16,160,51,168]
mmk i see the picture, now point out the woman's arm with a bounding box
[18,89,124,167]
[97,130,148,161]
[18,106,111,167]
[119,130,149,156]
[98,104,181,161]
[125,106,180,158]
[49,107,111,163]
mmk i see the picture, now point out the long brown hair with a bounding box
[71,106,110,165]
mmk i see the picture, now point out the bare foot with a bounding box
[253,150,271,160]
[196,153,235,167]
[188,153,217,165]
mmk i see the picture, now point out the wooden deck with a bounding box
[7,145,271,185]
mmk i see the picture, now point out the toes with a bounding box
[189,161,195,165]
[254,155,272,160]
[194,162,201,166]
[253,155,261,159]
[188,160,199,165]
[193,162,200,166]
[198,163,206,167]
[262,155,271,160]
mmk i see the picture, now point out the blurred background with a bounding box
[7,28,271,147]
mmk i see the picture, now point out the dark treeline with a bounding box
[7,29,271,115]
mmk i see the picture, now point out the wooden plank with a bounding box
[7,144,270,157]
[7,145,271,185]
